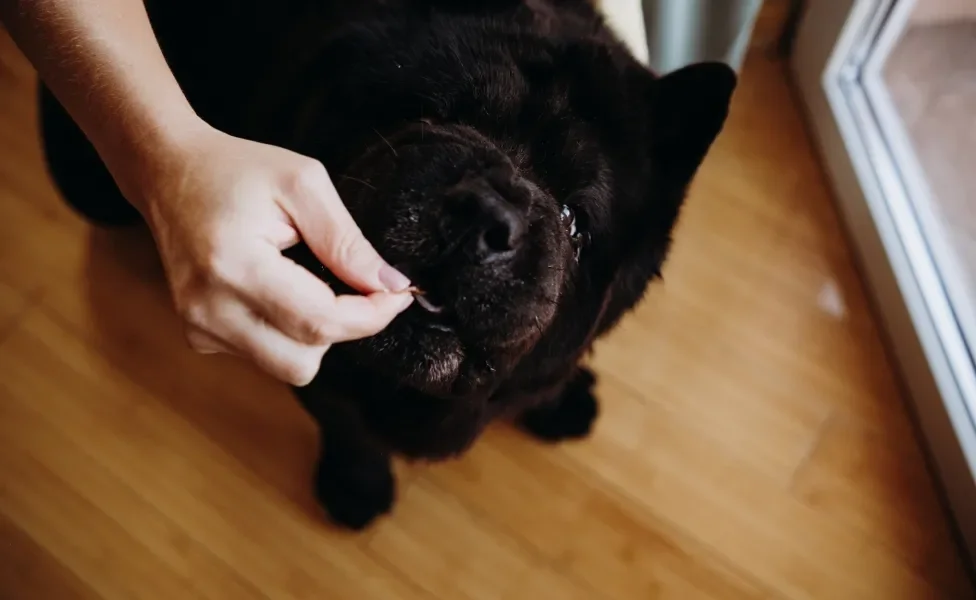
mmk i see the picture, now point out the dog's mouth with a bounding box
[408,287,443,315]
[304,258,454,334]
[405,285,456,333]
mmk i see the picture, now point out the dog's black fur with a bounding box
[39,0,736,530]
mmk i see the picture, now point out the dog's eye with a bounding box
[560,204,589,261]
[560,204,580,238]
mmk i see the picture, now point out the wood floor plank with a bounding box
[0,512,99,600]
[503,565,601,600]
[559,493,772,600]
[0,311,429,600]
[424,424,778,599]
[0,187,88,294]
[555,374,951,600]
[791,414,972,598]
[0,279,31,338]
[366,478,536,600]
[588,314,831,483]
[0,385,266,600]
[0,409,208,600]
[419,426,591,560]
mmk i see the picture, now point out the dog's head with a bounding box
[283,21,736,399]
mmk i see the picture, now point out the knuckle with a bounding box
[281,355,320,386]
[285,160,328,197]
[201,250,241,287]
[331,229,367,267]
[178,297,211,330]
[343,312,388,340]
[301,320,335,346]
[184,329,214,353]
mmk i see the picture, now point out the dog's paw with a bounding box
[314,457,395,531]
[519,368,599,442]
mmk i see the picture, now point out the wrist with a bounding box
[101,102,211,217]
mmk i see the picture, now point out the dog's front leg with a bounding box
[308,404,396,531]
[315,421,395,530]
[516,366,599,443]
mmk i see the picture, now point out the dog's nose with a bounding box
[474,188,525,260]
[449,176,527,262]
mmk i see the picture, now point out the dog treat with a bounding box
[410,288,444,314]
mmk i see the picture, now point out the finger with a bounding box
[238,246,414,345]
[202,298,331,386]
[284,162,411,294]
[329,291,416,341]
[185,325,236,355]
[246,332,330,387]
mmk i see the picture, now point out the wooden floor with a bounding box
[0,27,973,600]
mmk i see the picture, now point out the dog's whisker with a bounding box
[541,265,568,274]
[373,128,399,157]
[338,175,377,190]
[532,314,546,339]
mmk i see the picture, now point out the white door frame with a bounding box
[790,0,976,569]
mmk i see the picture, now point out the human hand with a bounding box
[122,123,414,386]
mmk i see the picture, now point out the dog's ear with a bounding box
[650,61,737,181]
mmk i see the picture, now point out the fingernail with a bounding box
[379,264,411,291]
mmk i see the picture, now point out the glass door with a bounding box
[872,1,976,363]
[790,0,976,569]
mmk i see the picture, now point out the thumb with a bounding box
[287,161,411,294]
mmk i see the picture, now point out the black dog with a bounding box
[39,0,736,530]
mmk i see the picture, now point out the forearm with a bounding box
[0,0,204,210]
